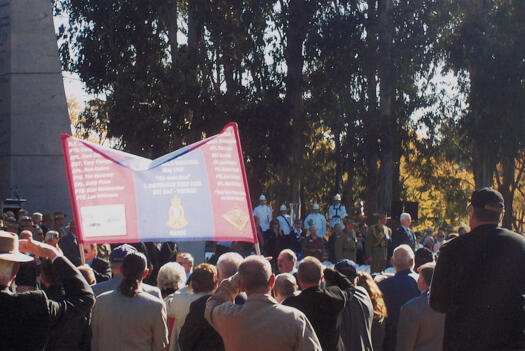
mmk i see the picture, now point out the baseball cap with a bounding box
[313,203,320,210]
[109,244,137,263]
[468,187,504,212]
[280,204,287,211]
[334,259,358,281]
[259,194,266,201]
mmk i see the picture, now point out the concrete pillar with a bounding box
[0,0,72,215]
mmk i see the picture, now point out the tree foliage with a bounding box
[56,0,525,230]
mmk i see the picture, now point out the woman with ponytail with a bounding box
[91,252,168,351]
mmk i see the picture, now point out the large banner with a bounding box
[61,123,257,245]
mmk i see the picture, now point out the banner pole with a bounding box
[254,242,261,256]
[79,243,86,265]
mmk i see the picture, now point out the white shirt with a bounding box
[328,204,347,228]
[304,212,327,237]
[253,205,272,231]
[276,213,293,235]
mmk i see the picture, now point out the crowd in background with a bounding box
[0,187,523,351]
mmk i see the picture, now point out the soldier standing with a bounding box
[365,213,391,274]
[334,217,358,262]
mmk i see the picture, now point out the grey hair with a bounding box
[217,252,243,280]
[273,273,297,298]
[393,244,415,270]
[157,262,187,292]
[400,213,411,222]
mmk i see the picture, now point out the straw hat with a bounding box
[0,231,33,262]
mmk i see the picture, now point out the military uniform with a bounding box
[335,230,357,262]
[365,223,391,274]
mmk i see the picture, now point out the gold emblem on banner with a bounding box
[223,206,250,233]
[168,197,188,229]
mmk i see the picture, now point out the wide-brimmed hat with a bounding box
[0,231,33,262]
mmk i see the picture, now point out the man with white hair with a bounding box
[253,194,272,231]
[378,245,419,351]
[205,255,322,351]
[329,194,347,228]
[0,231,94,350]
[304,203,327,238]
[392,212,416,251]
[273,273,298,303]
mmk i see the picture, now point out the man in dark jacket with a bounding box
[283,256,351,351]
[392,213,416,251]
[58,221,81,266]
[83,243,111,283]
[179,294,225,351]
[334,259,374,351]
[40,259,91,351]
[0,231,94,351]
[378,244,419,351]
[430,187,525,351]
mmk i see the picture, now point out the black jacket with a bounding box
[0,256,94,351]
[283,269,352,351]
[90,257,111,283]
[59,233,81,266]
[43,285,91,351]
[179,294,225,351]
[430,224,525,351]
[392,226,415,251]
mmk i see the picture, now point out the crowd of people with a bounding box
[0,187,523,351]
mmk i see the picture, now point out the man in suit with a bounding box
[396,262,444,351]
[92,244,162,299]
[283,256,352,351]
[392,213,416,251]
[430,187,525,351]
[0,231,94,350]
[205,255,322,351]
[58,220,81,266]
[378,244,419,351]
[83,243,111,283]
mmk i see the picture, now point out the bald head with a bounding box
[297,256,323,288]
[392,244,415,271]
[238,256,273,294]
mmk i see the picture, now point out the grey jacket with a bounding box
[92,275,162,300]
[396,290,445,351]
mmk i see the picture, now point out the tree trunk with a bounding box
[166,0,178,59]
[378,0,394,214]
[499,157,514,229]
[363,0,379,223]
[285,0,309,206]
[471,139,497,188]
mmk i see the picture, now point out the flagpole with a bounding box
[79,243,86,265]
[254,242,261,256]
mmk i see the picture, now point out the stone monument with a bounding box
[0,0,72,215]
